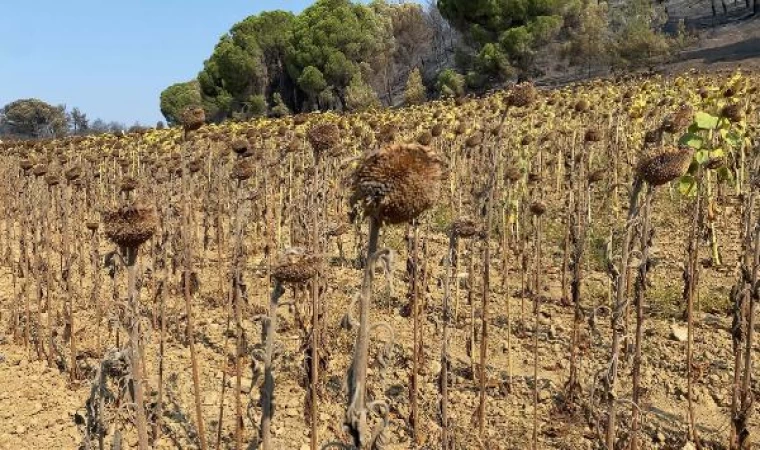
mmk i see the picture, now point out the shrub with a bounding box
[247,95,268,117]
[404,68,427,106]
[345,75,381,111]
[270,93,291,118]
[436,69,465,98]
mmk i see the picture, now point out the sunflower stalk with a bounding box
[565,146,589,405]
[441,232,455,449]
[630,186,655,450]
[345,218,384,448]
[260,281,285,450]
[730,149,760,449]
[606,176,643,449]
[682,168,704,445]
[181,144,208,450]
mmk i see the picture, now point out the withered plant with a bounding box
[103,199,158,450]
[344,143,443,448]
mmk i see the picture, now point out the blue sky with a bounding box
[0,0,314,126]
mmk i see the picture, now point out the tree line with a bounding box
[159,0,688,123]
[160,0,457,124]
[5,0,756,137]
[0,99,156,140]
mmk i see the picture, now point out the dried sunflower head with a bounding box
[272,248,321,284]
[530,201,547,216]
[181,107,205,132]
[103,202,158,248]
[636,145,693,186]
[507,83,537,108]
[449,218,481,239]
[231,158,254,181]
[661,104,693,134]
[721,103,743,123]
[350,144,445,225]
[307,123,341,157]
